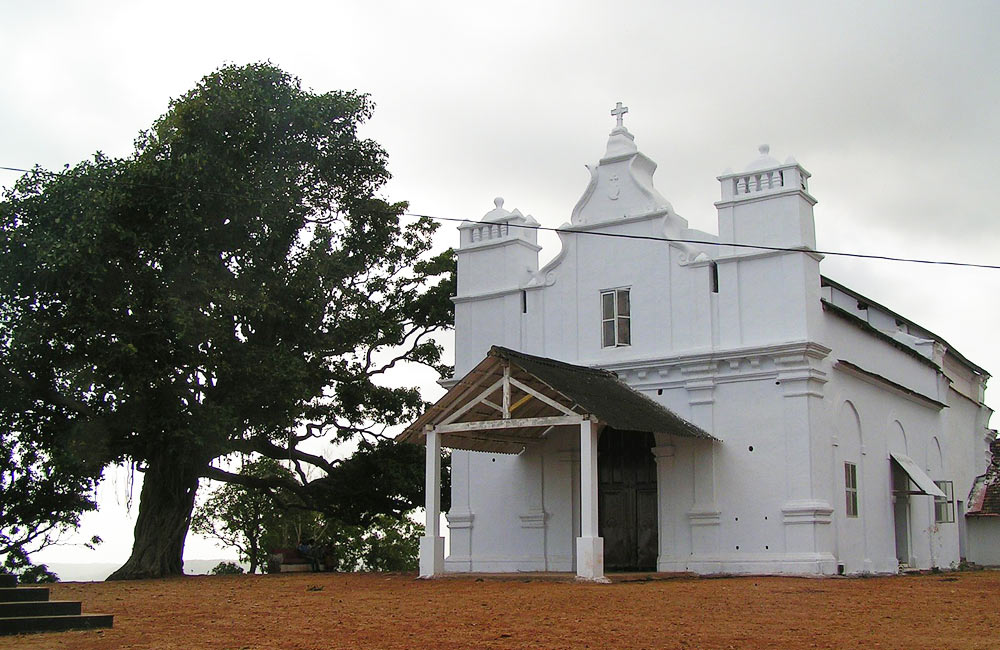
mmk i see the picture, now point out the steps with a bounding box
[0,574,113,636]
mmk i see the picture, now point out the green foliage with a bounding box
[17,563,60,584]
[0,426,99,568]
[320,514,424,572]
[0,62,455,578]
[209,561,245,575]
[310,439,450,527]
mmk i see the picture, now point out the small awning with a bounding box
[397,346,716,454]
[891,452,947,498]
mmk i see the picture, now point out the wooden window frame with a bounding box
[845,462,859,518]
[601,288,631,348]
[934,480,955,524]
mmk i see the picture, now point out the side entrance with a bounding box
[598,429,658,571]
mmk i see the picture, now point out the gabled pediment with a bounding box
[398,346,715,454]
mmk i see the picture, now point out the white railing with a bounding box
[734,169,785,195]
[469,222,509,243]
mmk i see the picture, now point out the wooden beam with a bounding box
[502,362,511,418]
[508,377,578,417]
[509,393,533,413]
[433,415,584,434]
[481,399,503,413]
[439,377,505,426]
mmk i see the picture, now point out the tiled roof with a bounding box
[398,346,714,454]
[967,437,1000,517]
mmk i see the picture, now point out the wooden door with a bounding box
[598,429,658,571]
[891,462,910,565]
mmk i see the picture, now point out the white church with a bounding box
[399,104,995,580]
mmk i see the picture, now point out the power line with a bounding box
[3,164,997,270]
[403,213,1000,271]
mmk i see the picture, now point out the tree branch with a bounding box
[227,437,342,475]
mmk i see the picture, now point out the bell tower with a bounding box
[712,145,824,346]
[453,198,540,375]
[715,144,817,251]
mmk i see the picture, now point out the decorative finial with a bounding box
[611,101,629,128]
[758,144,770,155]
[494,197,504,209]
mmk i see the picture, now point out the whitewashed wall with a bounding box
[446,126,990,575]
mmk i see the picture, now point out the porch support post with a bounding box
[419,427,445,578]
[576,417,607,581]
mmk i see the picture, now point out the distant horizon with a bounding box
[39,558,251,583]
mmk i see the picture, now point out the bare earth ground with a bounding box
[3,570,998,649]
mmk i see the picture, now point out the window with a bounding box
[844,462,858,517]
[934,480,955,523]
[601,288,630,347]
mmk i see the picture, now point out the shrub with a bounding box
[210,561,245,575]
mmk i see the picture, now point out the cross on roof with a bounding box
[611,101,628,128]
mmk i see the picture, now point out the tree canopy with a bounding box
[0,63,453,579]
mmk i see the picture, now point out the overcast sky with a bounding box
[4,1,999,572]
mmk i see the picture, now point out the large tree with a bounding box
[0,63,453,579]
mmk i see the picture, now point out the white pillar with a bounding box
[576,418,607,581]
[419,428,445,578]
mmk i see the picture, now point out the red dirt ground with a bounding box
[2,570,998,649]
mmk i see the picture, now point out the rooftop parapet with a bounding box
[717,145,812,203]
[458,197,539,249]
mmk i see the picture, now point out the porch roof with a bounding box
[891,452,947,498]
[397,346,715,454]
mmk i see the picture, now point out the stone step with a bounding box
[0,587,49,603]
[0,613,114,636]
[0,576,15,589]
[0,600,82,617]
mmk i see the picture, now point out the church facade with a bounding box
[401,106,994,578]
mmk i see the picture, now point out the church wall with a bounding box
[518,225,720,370]
[448,258,981,576]
[944,355,985,406]
[823,368,961,573]
[697,378,789,569]
[459,450,542,571]
[454,291,525,377]
[943,389,991,563]
[447,431,584,574]
[717,186,816,251]
[719,253,816,347]
[822,311,941,402]
[539,428,581,572]
[456,239,537,298]
[830,400,867,573]
[654,433,697,567]
[667,248,714,352]
[944,390,990,489]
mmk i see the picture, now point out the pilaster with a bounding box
[518,451,548,570]
[652,444,676,568]
[776,344,835,571]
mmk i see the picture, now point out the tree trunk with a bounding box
[107,455,202,580]
[248,546,259,575]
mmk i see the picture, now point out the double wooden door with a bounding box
[598,429,658,571]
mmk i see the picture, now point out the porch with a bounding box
[397,346,716,581]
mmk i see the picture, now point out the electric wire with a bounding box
[3,164,998,270]
[404,213,1000,270]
